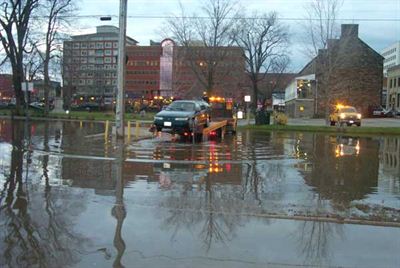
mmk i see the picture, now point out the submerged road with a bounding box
[0,119,399,268]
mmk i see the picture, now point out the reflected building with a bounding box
[380,137,400,194]
[288,133,380,208]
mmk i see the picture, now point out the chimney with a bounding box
[341,24,358,38]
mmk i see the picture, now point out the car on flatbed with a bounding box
[330,105,362,127]
[153,100,210,135]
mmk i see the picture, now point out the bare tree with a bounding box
[303,0,343,59]
[302,0,344,121]
[234,12,290,109]
[166,0,240,96]
[0,0,40,114]
[37,0,75,115]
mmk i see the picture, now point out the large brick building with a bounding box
[285,24,384,118]
[0,74,13,103]
[125,39,246,102]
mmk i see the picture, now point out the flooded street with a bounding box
[0,119,399,268]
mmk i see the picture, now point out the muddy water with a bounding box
[0,119,399,268]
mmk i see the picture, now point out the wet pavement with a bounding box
[0,119,399,268]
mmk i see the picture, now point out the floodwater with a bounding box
[0,119,399,268]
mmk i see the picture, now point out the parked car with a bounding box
[371,107,385,117]
[329,105,362,126]
[153,100,210,135]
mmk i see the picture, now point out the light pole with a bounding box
[115,0,128,138]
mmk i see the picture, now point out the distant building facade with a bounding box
[285,24,383,118]
[125,39,246,102]
[386,65,400,112]
[381,41,400,75]
[0,74,13,102]
[62,25,138,103]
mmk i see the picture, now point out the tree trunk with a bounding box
[252,80,258,112]
[12,66,25,115]
[44,57,50,115]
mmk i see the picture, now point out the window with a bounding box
[88,72,94,77]
[81,58,87,64]
[104,57,112,63]
[95,50,104,56]
[87,79,93,85]
[88,50,95,56]
[89,42,95,49]
[96,42,104,49]
[88,57,95,64]
[81,43,87,49]
[390,79,393,88]
[105,42,112,48]
[113,42,118,48]
[88,65,94,70]
[398,77,400,87]
[113,50,118,55]
[81,50,87,56]
[398,94,400,108]
[95,58,103,64]
[105,49,112,56]
[80,65,87,70]
[72,50,79,56]
[79,79,85,85]
[395,78,397,88]
[73,43,80,49]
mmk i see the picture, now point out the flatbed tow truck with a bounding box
[151,96,237,141]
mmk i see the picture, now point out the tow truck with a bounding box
[151,95,237,141]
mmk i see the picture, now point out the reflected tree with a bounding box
[0,121,88,267]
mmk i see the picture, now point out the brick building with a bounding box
[285,24,384,118]
[0,74,14,102]
[125,39,246,102]
[62,25,138,104]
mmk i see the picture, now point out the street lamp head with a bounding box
[100,16,112,21]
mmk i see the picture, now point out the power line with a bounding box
[31,14,400,22]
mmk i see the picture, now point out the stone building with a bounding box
[285,24,383,118]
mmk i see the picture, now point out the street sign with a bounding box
[21,82,34,92]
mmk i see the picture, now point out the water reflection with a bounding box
[0,120,399,267]
[0,120,88,267]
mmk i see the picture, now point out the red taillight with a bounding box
[184,132,188,136]
[209,131,216,136]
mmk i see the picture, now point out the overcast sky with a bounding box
[66,0,400,71]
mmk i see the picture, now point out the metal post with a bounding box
[246,102,250,125]
[115,0,128,138]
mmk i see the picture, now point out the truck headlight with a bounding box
[340,113,346,119]
[154,116,163,120]
[357,114,362,119]
[175,117,189,121]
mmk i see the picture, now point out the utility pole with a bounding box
[115,0,128,138]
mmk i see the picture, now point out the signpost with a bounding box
[244,95,251,125]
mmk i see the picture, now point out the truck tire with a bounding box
[330,121,335,126]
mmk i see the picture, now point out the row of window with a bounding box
[128,51,160,57]
[127,70,159,75]
[71,57,117,64]
[77,79,117,86]
[126,80,158,85]
[382,47,397,57]
[389,77,400,89]
[126,60,159,67]
[384,55,397,63]
[69,49,118,57]
[65,64,117,71]
[386,63,398,69]
[65,41,118,49]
